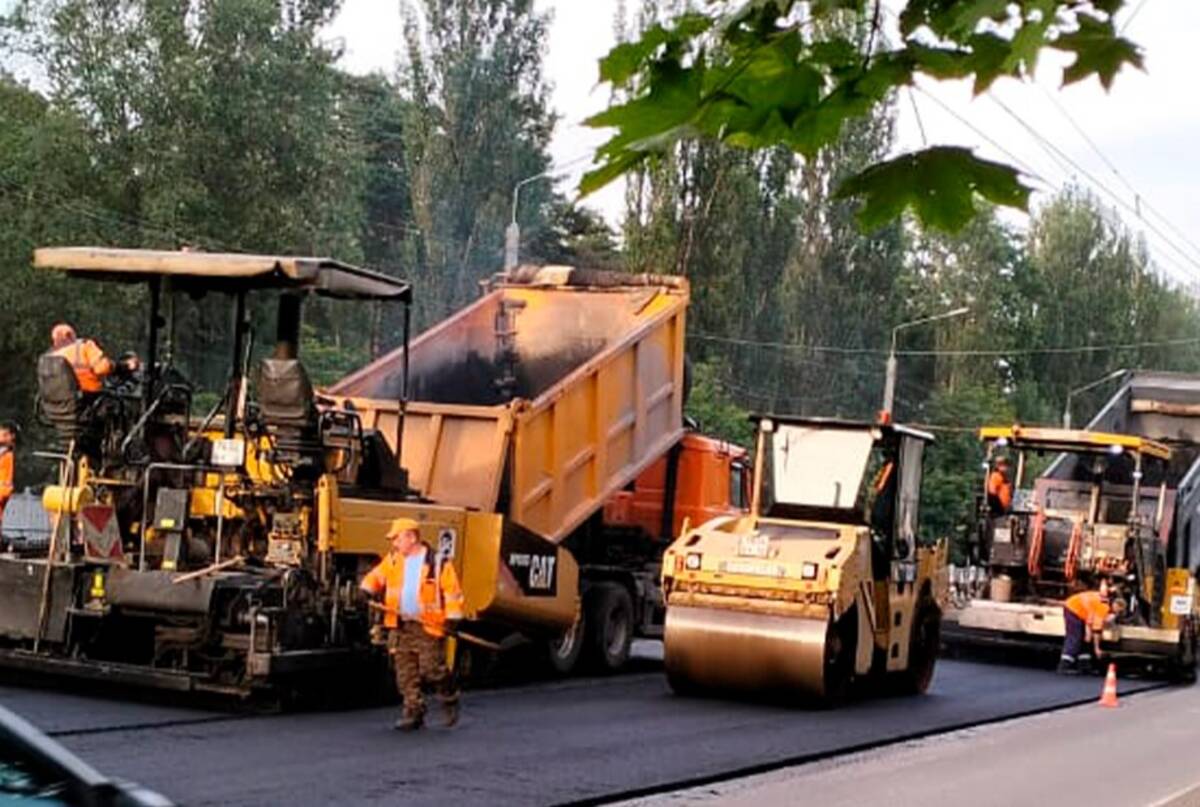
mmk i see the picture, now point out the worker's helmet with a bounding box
[50,322,76,347]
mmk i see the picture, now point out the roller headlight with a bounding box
[685,552,703,571]
[801,562,819,580]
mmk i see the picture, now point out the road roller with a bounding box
[661,415,948,702]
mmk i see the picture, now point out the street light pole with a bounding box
[1062,368,1127,429]
[882,306,970,417]
[505,169,561,270]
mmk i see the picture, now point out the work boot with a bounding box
[441,697,460,728]
[393,712,424,731]
[1057,658,1079,676]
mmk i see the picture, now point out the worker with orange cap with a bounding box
[361,517,464,730]
[48,323,114,395]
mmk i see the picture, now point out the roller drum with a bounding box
[663,605,840,698]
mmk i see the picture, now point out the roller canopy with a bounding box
[33,247,411,302]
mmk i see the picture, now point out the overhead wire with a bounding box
[877,2,1199,286]
[988,93,1200,285]
[1035,84,1200,266]
[1120,0,1153,33]
[690,331,1200,358]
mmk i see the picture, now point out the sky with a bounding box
[330,1,1200,288]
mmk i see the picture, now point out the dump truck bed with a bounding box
[329,266,689,545]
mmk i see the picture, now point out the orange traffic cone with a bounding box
[1098,663,1119,708]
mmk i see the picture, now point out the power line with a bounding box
[914,86,1200,287]
[1121,0,1153,33]
[690,331,1200,358]
[1036,84,1200,265]
[988,94,1200,285]
[913,85,1052,188]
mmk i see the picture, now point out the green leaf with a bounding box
[598,14,712,88]
[788,55,913,157]
[965,32,1012,94]
[1003,0,1055,77]
[809,38,860,71]
[586,63,702,153]
[599,27,672,88]
[1091,0,1124,15]
[725,39,823,113]
[943,0,1011,35]
[835,147,1032,232]
[810,0,866,15]
[906,44,973,81]
[579,151,644,197]
[1052,14,1144,90]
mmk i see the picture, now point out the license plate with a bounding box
[721,559,786,578]
[211,438,246,468]
[738,534,770,558]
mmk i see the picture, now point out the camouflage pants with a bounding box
[388,622,457,719]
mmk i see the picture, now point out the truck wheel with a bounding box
[897,600,941,695]
[544,612,586,676]
[587,583,634,673]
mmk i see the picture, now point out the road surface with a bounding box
[644,679,1200,807]
[0,658,1163,806]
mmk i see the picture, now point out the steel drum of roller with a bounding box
[663,605,841,698]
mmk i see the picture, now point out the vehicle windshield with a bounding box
[767,425,876,512]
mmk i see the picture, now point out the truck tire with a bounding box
[544,612,586,676]
[896,600,941,695]
[586,583,634,673]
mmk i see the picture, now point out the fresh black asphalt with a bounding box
[0,659,1160,806]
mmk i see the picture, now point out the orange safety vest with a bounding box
[987,470,1013,512]
[361,549,465,637]
[1065,591,1110,630]
[51,339,113,394]
[0,448,12,513]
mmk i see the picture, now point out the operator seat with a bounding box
[256,358,322,470]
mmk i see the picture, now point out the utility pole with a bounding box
[506,169,560,270]
[882,307,970,417]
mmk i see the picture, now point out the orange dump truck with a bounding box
[327,266,748,672]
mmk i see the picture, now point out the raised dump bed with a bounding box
[329,266,689,545]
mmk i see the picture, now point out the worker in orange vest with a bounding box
[987,456,1013,516]
[0,423,14,522]
[1058,587,1125,675]
[48,323,114,395]
[361,517,465,731]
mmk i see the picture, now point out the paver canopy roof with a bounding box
[34,246,411,302]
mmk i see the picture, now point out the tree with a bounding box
[524,201,622,269]
[2,0,367,396]
[399,0,557,324]
[918,382,1015,561]
[583,0,1144,232]
[1015,187,1200,419]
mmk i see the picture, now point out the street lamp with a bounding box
[505,169,562,270]
[881,306,970,417]
[1062,368,1127,429]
